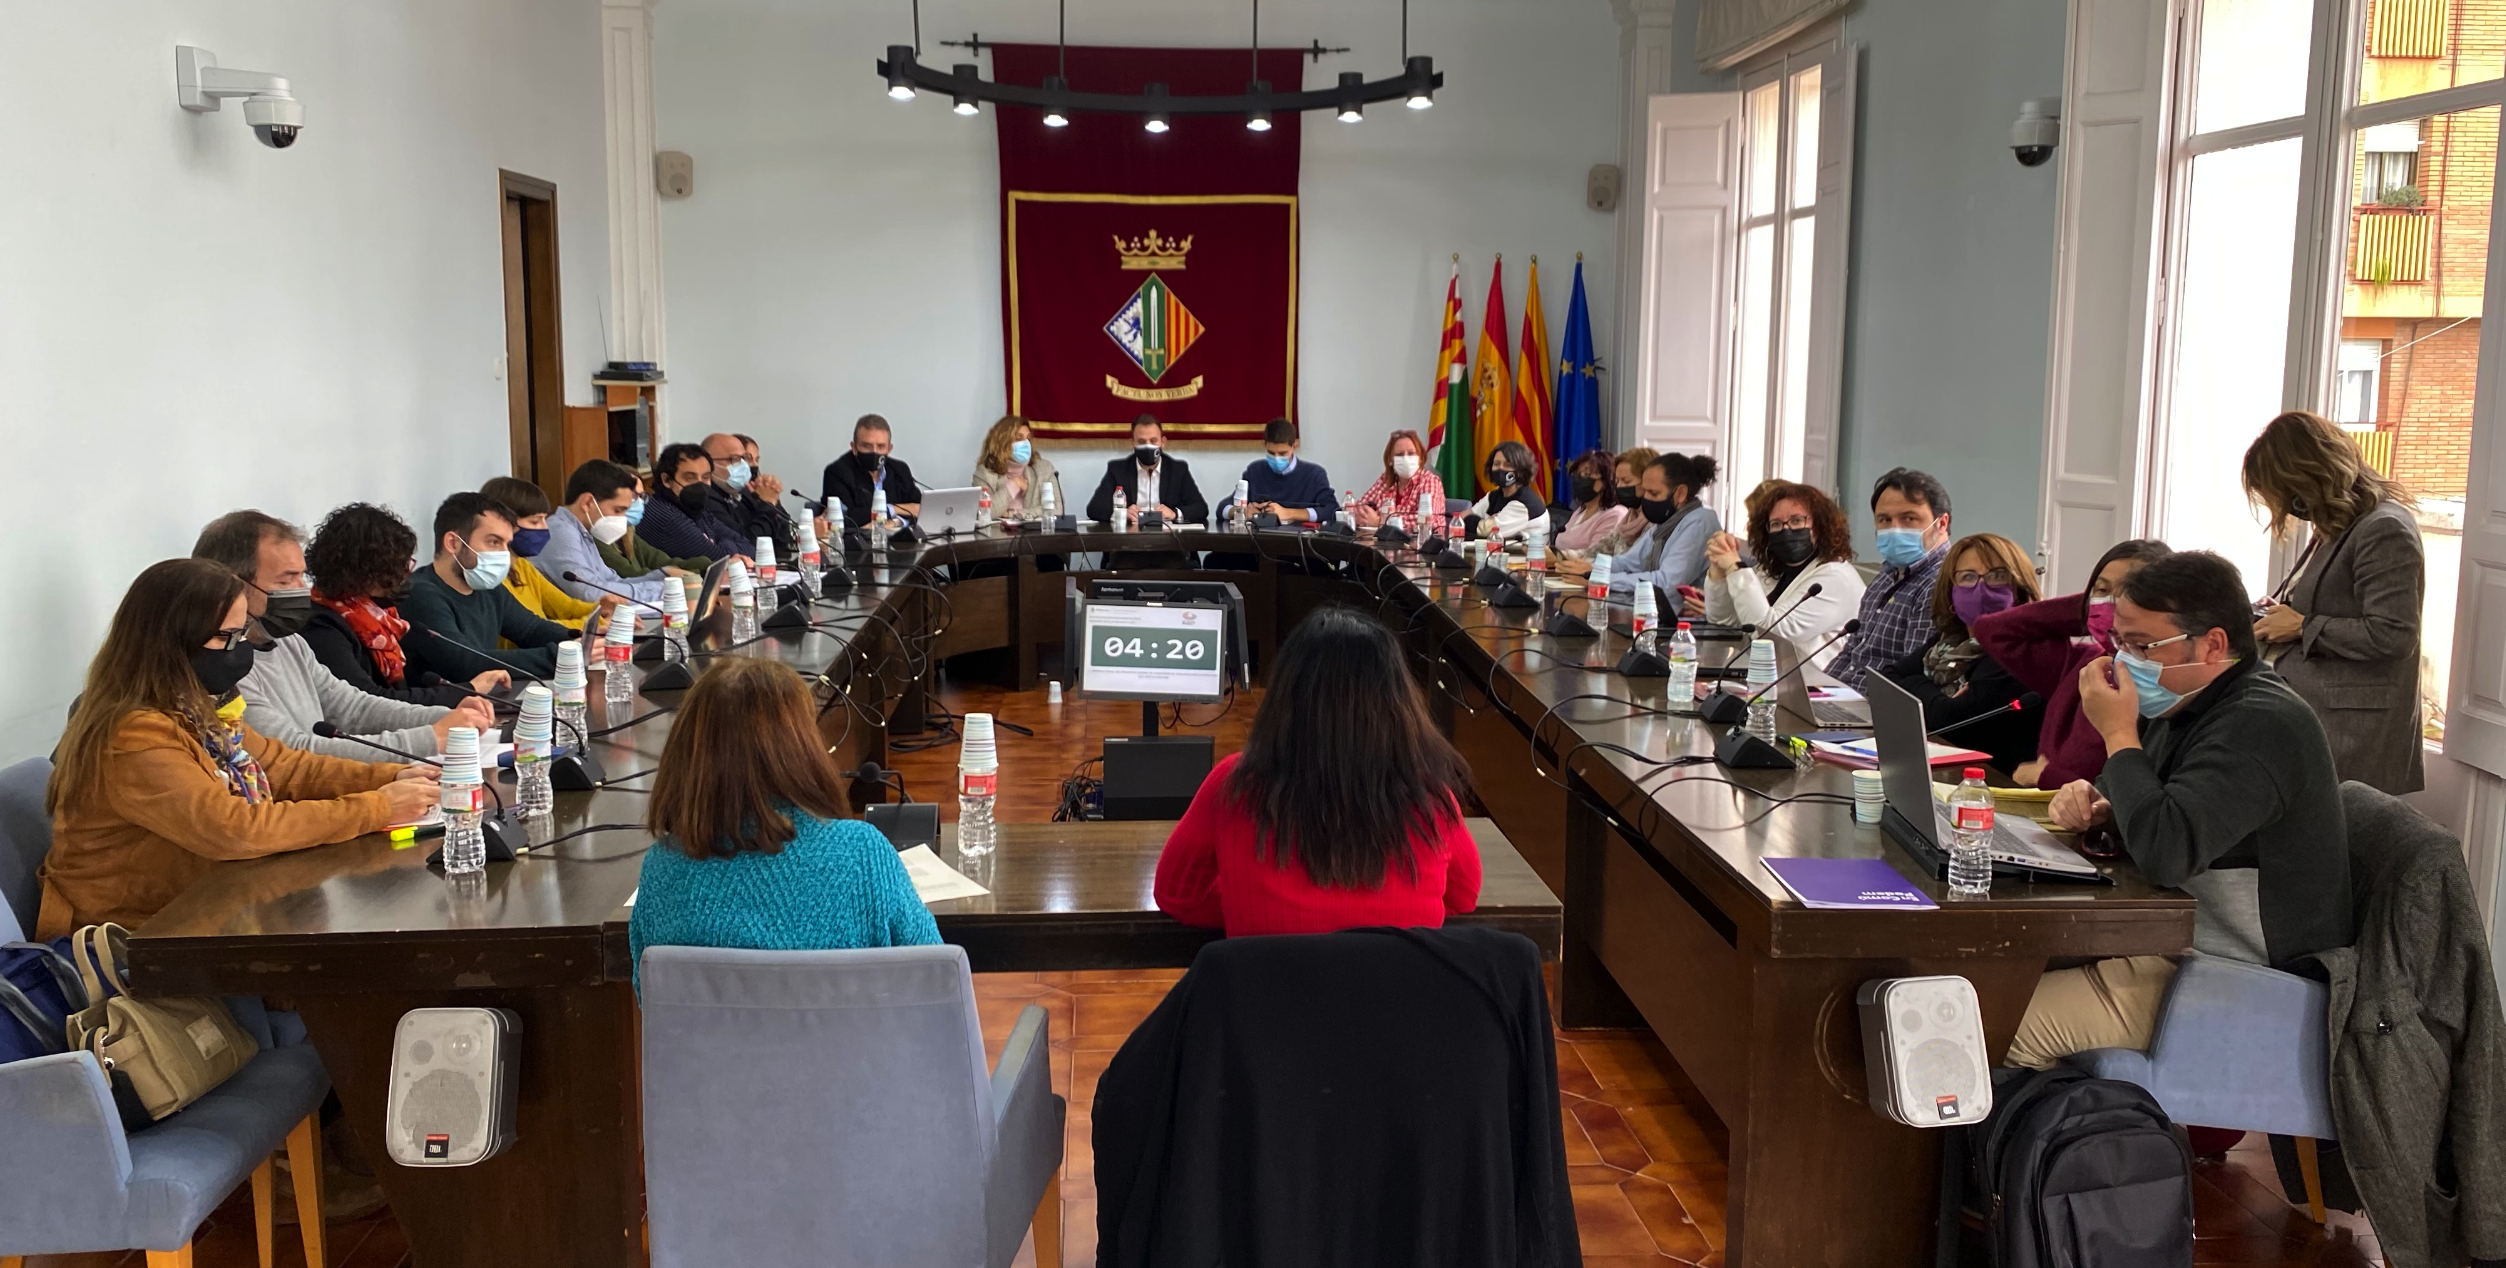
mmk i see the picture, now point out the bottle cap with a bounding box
[1676,621,1692,630]
[554,640,587,689]
[1963,767,1987,781]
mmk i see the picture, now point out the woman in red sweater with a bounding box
[1155,606,1482,935]
[1971,539,2169,789]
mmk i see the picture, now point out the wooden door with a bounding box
[499,171,567,498]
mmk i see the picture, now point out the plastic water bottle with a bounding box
[1630,581,1658,641]
[1525,527,1549,573]
[513,684,556,819]
[794,518,823,599]
[753,537,778,594]
[1747,695,1779,744]
[552,640,589,745]
[727,558,757,642]
[1587,553,1614,600]
[976,484,993,527]
[602,605,636,712]
[439,726,487,876]
[958,712,999,859]
[1110,486,1128,532]
[1337,491,1357,531]
[1948,768,1997,896]
[1667,621,1698,705]
[870,488,891,551]
[660,575,692,663]
[1233,479,1251,529]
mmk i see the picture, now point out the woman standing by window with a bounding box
[2242,410,2426,793]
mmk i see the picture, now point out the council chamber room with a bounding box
[8,0,2506,1266]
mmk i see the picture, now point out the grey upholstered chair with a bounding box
[639,944,1066,1268]
[0,757,54,940]
[0,999,332,1268]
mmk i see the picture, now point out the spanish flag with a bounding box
[1469,258,1514,497]
[1512,256,1555,493]
[1428,259,1474,493]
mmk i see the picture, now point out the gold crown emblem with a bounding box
[1114,230,1193,270]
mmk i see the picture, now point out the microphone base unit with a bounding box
[1699,689,1753,726]
[1489,582,1540,610]
[1317,519,1356,538]
[640,661,697,695]
[1373,524,1412,546]
[1542,610,1598,638]
[425,810,529,868]
[551,746,608,792]
[1471,563,1515,588]
[1713,727,1795,770]
[1045,514,1080,533]
[1430,547,1472,572]
[761,602,813,632]
[1616,646,1671,678]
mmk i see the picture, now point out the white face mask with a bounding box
[590,514,631,545]
[1390,454,1420,480]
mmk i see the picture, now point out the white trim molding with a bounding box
[1613,0,1686,452]
[603,0,666,369]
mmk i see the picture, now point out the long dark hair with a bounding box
[648,658,854,859]
[2079,538,2170,632]
[50,559,248,816]
[1227,606,1472,888]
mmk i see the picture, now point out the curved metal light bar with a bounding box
[878,46,1441,118]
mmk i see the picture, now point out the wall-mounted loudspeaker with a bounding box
[1856,976,1993,1128]
[385,1007,521,1167]
[656,151,695,199]
[1587,164,1622,213]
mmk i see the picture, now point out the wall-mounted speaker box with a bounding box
[1857,976,1993,1128]
[386,1007,521,1167]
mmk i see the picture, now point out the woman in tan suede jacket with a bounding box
[37,558,440,938]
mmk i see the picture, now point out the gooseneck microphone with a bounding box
[1927,693,2041,741]
[416,665,608,791]
[557,571,665,615]
[422,628,546,684]
[309,722,525,864]
[1699,619,1863,727]
[1740,581,1825,639]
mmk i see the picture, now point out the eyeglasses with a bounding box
[2114,631,2192,660]
[1954,568,2017,588]
[1768,515,1815,532]
[207,626,251,650]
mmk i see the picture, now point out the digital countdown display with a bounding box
[1079,602,1227,703]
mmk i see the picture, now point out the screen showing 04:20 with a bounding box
[1080,602,1226,702]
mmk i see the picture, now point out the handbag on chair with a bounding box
[61,923,256,1123]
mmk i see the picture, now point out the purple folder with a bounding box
[1761,857,1939,910]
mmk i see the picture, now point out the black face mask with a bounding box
[1767,527,1817,568]
[1487,467,1518,489]
[676,482,712,515]
[252,586,313,641]
[1640,496,1677,525]
[854,450,887,473]
[1613,487,1640,509]
[191,641,257,698]
[1574,477,1601,505]
[1133,445,1161,470]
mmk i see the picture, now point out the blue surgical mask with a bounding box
[1875,527,1930,569]
[725,459,752,491]
[624,497,646,527]
[1009,439,1033,465]
[458,541,512,592]
[2115,648,2186,717]
[510,527,551,558]
[1265,454,1294,475]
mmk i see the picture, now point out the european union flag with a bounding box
[1552,260,1603,506]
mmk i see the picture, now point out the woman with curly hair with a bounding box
[300,502,498,708]
[1702,481,1866,668]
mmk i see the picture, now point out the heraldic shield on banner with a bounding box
[1004,193,1298,445]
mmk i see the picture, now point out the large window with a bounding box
[1726,30,1847,497]
[2150,0,2502,742]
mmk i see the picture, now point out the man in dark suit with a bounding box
[1087,415,1208,527]
[820,414,923,530]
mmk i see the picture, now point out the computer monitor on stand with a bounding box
[1066,580,1246,818]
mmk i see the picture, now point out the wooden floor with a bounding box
[26,668,2387,1267]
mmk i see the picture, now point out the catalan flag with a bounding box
[1513,256,1555,495]
[1469,258,1514,497]
[1428,258,1473,493]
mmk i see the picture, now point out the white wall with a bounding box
[654,0,1624,504]
[0,1,611,763]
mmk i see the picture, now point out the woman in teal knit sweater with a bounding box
[628,658,938,993]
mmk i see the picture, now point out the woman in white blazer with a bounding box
[969,414,1065,521]
[1703,480,1866,669]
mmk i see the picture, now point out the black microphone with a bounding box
[421,628,546,684]
[1740,581,1826,638]
[1699,619,1863,725]
[309,722,525,864]
[1927,693,2040,740]
[417,670,609,791]
[558,571,666,615]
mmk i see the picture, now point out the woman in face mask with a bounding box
[1971,538,2171,790]
[1463,440,1551,543]
[481,477,615,631]
[1873,533,2046,776]
[1571,454,1720,605]
[1702,482,1867,669]
[34,559,439,938]
[1611,448,1657,511]
[1348,430,1446,531]
[1550,450,1632,555]
[971,414,1063,522]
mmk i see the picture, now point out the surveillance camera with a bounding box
[2011,98,2060,167]
[243,94,304,149]
[176,46,305,151]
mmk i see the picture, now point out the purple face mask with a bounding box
[1952,581,2016,628]
[2084,597,2118,650]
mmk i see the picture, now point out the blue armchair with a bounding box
[639,944,1067,1268]
[2066,953,2335,1219]
[0,757,53,941]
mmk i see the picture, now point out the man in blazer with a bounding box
[1087,415,1209,528]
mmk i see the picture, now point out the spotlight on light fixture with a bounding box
[1143,82,1170,134]
[951,64,980,114]
[1337,71,1365,123]
[1244,80,1273,132]
[885,45,917,100]
[1041,74,1071,127]
[1404,56,1436,109]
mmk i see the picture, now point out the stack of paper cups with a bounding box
[662,575,689,630]
[753,538,777,589]
[1046,681,1063,705]
[605,605,636,662]
[1746,638,1778,688]
[960,712,998,776]
[554,640,587,703]
[796,517,822,567]
[515,685,554,758]
[438,725,483,812]
[1852,769,1886,824]
[727,558,755,608]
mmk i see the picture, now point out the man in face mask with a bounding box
[1085,415,1210,529]
[400,492,592,685]
[640,443,754,562]
[821,415,924,531]
[1221,418,1335,526]
[2009,550,2350,1071]
[1602,454,1724,612]
[1820,466,1954,690]
[193,511,488,760]
[703,431,799,557]
[538,459,691,609]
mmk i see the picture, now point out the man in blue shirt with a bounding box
[543,459,686,608]
[1823,467,1952,689]
[1608,453,1722,608]
[1218,418,1336,524]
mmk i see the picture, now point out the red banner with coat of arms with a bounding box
[994,44,1303,445]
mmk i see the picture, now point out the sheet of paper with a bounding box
[897,845,991,903]
[623,888,637,908]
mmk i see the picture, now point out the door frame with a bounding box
[499,170,566,496]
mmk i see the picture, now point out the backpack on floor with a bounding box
[1963,1066,2194,1268]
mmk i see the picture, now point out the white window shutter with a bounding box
[2037,0,2175,591]
[1800,44,1858,494]
[2443,110,2506,779]
[1634,93,1745,516]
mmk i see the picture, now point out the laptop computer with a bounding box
[1866,671,2106,884]
[1773,635,1872,728]
[917,486,985,537]
[690,554,733,626]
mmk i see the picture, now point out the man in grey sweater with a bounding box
[194,511,491,760]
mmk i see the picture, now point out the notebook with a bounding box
[1762,857,1938,910]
